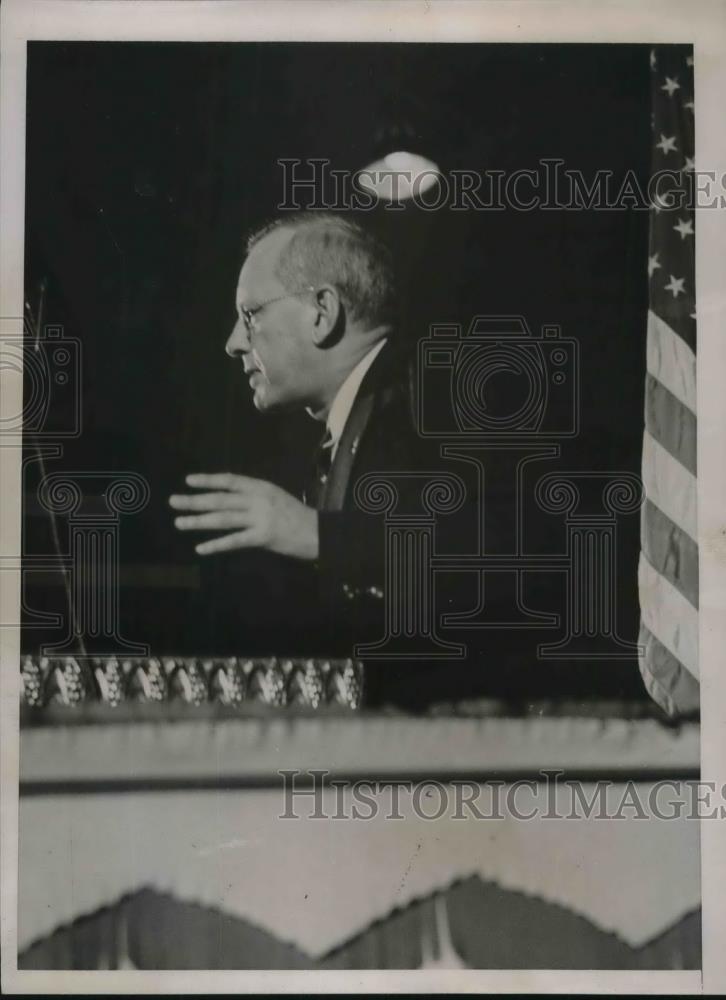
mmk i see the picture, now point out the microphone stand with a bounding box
[24,278,88,660]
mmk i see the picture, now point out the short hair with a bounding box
[246,213,396,329]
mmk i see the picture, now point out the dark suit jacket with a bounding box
[305,336,645,710]
[311,336,465,708]
[309,335,536,710]
[315,336,426,611]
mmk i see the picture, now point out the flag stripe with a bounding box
[650,303,696,356]
[638,622,700,717]
[641,498,699,609]
[644,373,697,476]
[638,553,699,680]
[641,431,697,542]
[646,309,696,415]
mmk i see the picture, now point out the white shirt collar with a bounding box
[326,338,387,457]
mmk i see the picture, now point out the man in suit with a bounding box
[169,213,428,677]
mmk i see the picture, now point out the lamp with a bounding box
[357,121,441,204]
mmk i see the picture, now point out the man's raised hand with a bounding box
[169,473,318,560]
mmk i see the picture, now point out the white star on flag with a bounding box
[656,134,678,155]
[684,99,694,113]
[661,76,681,96]
[650,49,657,69]
[648,253,661,277]
[664,274,686,298]
[686,55,694,67]
[673,218,695,240]
[684,156,695,171]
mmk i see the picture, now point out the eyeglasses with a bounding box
[239,285,316,334]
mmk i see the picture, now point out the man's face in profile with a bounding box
[226,228,315,413]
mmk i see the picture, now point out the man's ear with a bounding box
[310,285,343,346]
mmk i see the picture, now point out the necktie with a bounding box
[304,428,334,509]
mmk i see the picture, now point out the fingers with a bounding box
[185,473,258,491]
[169,491,252,512]
[170,473,280,557]
[194,529,257,555]
[174,510,253,531]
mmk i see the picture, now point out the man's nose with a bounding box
[225,315,250,358]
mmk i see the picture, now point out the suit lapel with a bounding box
[322,390,375,511]
[321,338,403,512]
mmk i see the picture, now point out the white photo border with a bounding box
[1,0,724,993]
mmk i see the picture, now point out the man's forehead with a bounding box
[237,227,294,295]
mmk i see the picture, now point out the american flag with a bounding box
[638,45,698,717]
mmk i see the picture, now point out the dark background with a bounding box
[23,42,651,702]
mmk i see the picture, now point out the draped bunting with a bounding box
[18,880,700,970]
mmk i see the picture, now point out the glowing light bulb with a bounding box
[358,151,440,203]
